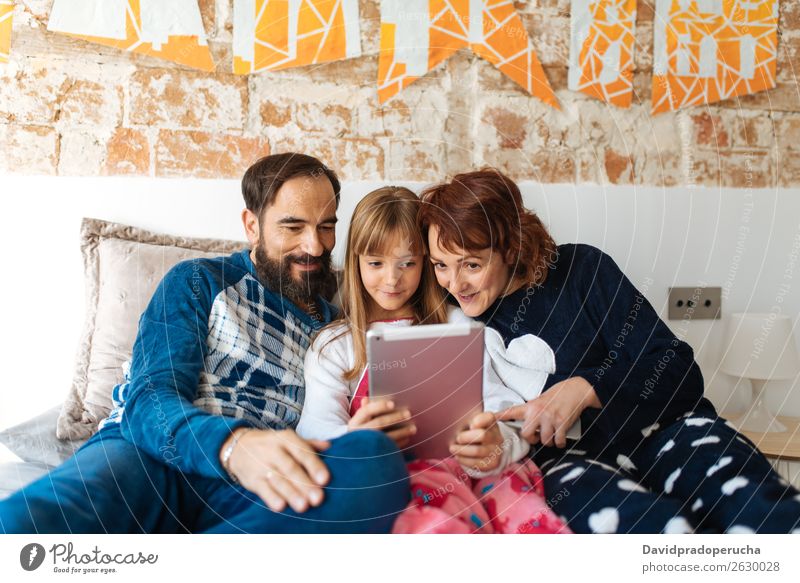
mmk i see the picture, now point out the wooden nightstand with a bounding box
[736,416,800,488]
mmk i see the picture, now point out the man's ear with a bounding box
[242,208,260,247]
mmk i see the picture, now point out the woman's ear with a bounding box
[502,251,522,285]
[242,208,260,247]
[503,249,518,272]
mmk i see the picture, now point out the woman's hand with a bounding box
[449,412,504,473]
[497,376,601,448]
[347,397,417,448]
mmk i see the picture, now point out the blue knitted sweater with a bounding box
[100,249,334,478]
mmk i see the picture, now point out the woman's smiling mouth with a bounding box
[457,292,478,302]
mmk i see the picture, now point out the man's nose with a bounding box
[300,229,324,256]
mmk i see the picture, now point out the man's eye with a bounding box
[283,226,303,232]
[319,225,336,232]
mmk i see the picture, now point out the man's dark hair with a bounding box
[242,152,341,218]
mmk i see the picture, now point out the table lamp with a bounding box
[720,312,800,433]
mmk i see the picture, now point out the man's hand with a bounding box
[449,412,504,473]
[347,397,417,448]
[221,428,330,513]
[497,376,601,448]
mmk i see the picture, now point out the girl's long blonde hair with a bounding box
[323,186,448,381]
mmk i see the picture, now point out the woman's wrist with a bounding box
[575,377,601,409]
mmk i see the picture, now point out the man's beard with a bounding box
[254,244,336,307]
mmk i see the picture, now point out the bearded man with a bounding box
[0,153,409,533]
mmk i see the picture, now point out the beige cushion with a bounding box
[57,218,246,441]
[0,407,84,467]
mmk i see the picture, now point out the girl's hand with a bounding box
[497,376,601,448]
[449,412,504,473]
[347,397,417,448]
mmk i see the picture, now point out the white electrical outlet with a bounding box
[668,287,722,320]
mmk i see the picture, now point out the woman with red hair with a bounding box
[418,168,800,534]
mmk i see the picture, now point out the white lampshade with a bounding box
[720,313,800,380]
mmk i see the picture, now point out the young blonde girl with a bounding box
[297,187,570,534]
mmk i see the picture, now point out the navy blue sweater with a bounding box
[475,244,716,449]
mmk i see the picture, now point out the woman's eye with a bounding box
[432,263,446,270]
[466,263,481,270]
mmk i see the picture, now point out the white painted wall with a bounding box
[0,175,798,430]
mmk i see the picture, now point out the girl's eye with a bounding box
[401,261,416,268]
[432,262,446,270]
[367,261,382,268]
[466,263,481,270]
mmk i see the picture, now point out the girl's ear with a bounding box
[242,209,260,247]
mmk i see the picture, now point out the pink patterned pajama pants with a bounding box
[392,458,572,534]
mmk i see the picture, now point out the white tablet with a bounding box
[366,322,484,459]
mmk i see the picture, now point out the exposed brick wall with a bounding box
[1,1,798,186]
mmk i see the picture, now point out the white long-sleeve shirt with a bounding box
[297,307,555,477]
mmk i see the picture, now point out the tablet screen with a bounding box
[367,322,484,459]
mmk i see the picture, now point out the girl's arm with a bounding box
[455,341,531,478]
[296,328,355,441]
[483,346,532,473]
[446,307,531,476]
[299,326,417,447]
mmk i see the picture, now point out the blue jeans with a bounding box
[0,426,409,533]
